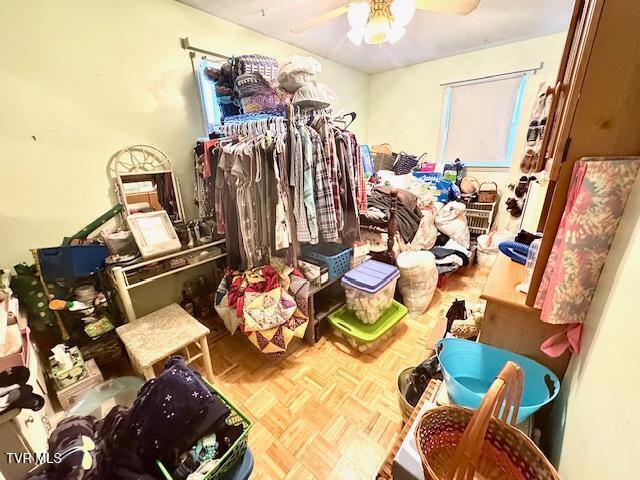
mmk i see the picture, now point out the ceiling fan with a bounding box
[290,0,480,46]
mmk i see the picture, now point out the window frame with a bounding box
[194,58,223,135]
[437,72,529,168]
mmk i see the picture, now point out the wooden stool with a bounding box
[116,303,213,381]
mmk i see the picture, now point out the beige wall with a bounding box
[368,33,566,230]
[0,0,369,268]
[546,177,640,478]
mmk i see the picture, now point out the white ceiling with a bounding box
[179,0,573,74]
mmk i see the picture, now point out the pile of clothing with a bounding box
[29,357,244,480]
[431,233,471,274]
[277,55,335,110]
[362,187,423,243]
[214,261,310,362]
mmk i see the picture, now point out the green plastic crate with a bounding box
[156,380,252,480]
[328,300,408,352]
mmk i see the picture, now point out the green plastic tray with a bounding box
[328,300,407,343]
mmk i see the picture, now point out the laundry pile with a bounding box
[431,233,471,275]
[362,187,423,243]
[214,261,310,361]
[28,357,244,480]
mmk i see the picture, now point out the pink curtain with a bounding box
[535,157,640,357]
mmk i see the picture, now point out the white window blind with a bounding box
[438,73,527,168]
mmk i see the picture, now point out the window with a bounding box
[196,59,222,134]
[438,73,528,168]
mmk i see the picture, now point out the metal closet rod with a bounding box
[180,37,230,61]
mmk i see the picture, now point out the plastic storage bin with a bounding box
[303,243,352,281]
[436,338,560,423]
[329,300,407,352]
[38,245,109,280]
[341,259,400,324]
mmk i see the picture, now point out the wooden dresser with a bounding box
[479,255,570,379]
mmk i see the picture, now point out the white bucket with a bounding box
[476,231,515,267]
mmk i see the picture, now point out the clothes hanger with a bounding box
[333,112,356,131]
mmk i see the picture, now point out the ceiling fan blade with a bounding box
[290,4,350,34]
[415,0,480,15]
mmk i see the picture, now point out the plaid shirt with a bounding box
[310,129,339,242]
[311,118,343,230]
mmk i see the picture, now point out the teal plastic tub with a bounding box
[436,338,560,423]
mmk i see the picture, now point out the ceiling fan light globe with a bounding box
[390,0,415,26]
[364,14,390,45]
[347,2,371,29]
[347,28,365,46]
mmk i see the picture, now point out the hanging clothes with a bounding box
[273,134,293,250]
[297,122,319,244]
[350,133,368,212]
[194,140,218,220]
[311,116,344,230]
[218,144,244,268]
[334,128,361,244]
[201,112,364,270]
[290,122,313,243]
[309,128,338,242]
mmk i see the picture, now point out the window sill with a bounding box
[464,165,512,171]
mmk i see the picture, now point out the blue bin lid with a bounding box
[341,259,399,293]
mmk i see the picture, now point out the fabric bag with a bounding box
[393,151,419,175]
[396,251,438,316]
[435,201,470,248]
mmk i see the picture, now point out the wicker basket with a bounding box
[414,362,559,480]
[477,182,498,203]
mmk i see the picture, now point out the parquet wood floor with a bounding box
[196,267,490,479]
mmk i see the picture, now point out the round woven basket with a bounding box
[414,362,559,480]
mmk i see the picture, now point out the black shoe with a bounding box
[0,366,30,387]
[0,385,45,413]
[445,299,467,334]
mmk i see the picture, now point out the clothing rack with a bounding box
[180,37,230,62]
[291,107,357,131]
[217,114,287,137]
[203,103,363,272]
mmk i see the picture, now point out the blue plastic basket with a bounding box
[436,339,560,423]
[303,243,352,281]
[38,245,108,281]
